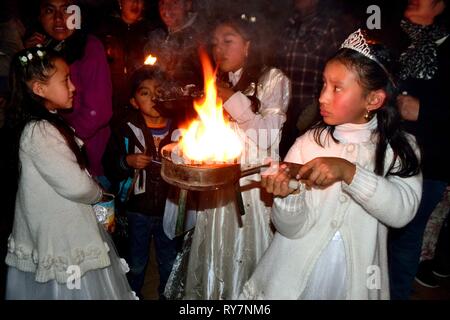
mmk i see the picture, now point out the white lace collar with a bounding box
[333,116,378,144]
[228,68,243,87]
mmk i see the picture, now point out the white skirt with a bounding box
[5,224,137,300]
[300,231,347,300]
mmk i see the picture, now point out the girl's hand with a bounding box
[24,32,46,48]
[297,157,356,188]
[261,163,297,197]
[126,154,152,169]
[397,95,419,121]
[216,83,235,103]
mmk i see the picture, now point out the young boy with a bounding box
[103,66,177,300]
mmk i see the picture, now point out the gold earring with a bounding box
[364,109,372,121]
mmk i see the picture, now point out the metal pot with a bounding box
[161,143,241,191]
[160,142,308,235]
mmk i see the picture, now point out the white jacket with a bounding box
[241,117,422,299]
[5,121,109,283]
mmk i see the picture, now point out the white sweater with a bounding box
[241,117,423,299]
[5,121,109,283]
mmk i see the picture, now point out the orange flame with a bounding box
[179,51,242,163]
[144,54,157,65]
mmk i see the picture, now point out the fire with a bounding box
[179,51,242,163]
[144,54,157,65]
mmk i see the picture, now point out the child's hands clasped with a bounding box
[126,153,152,169]
[261,157,356,197]
[297,157,356,189]
[261,163,296,197]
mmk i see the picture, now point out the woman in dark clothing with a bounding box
[23,0,112,178]
[388,0,450,300]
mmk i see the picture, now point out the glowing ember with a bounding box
[179,51,242,163]
[144,54,157,65]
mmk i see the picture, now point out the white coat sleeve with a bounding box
[270,135,316,238]
[342,163,422,228]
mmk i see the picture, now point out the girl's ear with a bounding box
[367,90,386,112]
[31,81,47,99]
[130,97,139,110]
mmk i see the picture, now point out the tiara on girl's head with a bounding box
[340,29,376,61]
[340,29,398,89]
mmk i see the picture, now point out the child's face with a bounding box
[131,79,161,118]
[39,0,76,41]
[212,24,250,73]
[32,58,75,112]
[120,0,145,24]
[319,61,370,125]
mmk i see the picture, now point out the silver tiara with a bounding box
[340,29,376,61]
[340,29,398,88]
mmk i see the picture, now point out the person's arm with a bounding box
[223,69,291,150]
[268,135,423,237]
[102,126,134,183]
[25,121,102,204]
[268,135,315,238]
[342,163,422,228]
[63,36,113,140]
[400,38,450,127]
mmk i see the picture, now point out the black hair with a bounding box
[311,40,420,178]
[211,13,267,112]
[129,65,165,99]
[5,47,87,188]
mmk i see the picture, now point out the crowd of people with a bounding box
[0,0,449,300]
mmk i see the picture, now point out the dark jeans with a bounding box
[126,211,177,299]
[388,179,447,300]
[432,210,450,274]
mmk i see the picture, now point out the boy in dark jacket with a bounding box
[103,66,177,300]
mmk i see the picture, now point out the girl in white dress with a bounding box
[176,13,291,300]
[240,29,422,300]
[5,47,135,300]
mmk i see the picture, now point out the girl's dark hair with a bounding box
[211,13,267,112]
[6,47,87,186]
[312,44,420,178]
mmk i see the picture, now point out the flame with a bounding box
[179,51,242,163]
[144,54,157,65]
